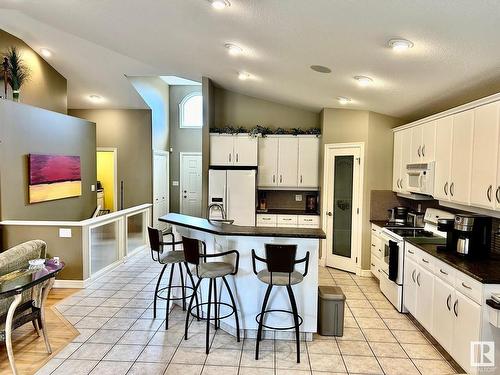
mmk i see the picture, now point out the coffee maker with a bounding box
[453,214,491,257]
[437,218,456,251]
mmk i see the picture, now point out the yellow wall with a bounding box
[96,151,115,211]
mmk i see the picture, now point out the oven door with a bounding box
[379,232,404,285]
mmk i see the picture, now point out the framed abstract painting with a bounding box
[28,154,82,203]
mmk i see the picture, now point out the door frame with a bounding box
[96,147,118,211]
[179,152,202,214]
[321,142,365,275]
[153,150,170,229]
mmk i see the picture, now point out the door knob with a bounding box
[326,212,333,216]
[183,190,187,193]
[183,196,187,198]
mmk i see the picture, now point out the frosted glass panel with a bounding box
[127,212,145,255]
[90,221,119,275]
[332,155,354,258]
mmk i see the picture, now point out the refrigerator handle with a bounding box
[226,185,229,220]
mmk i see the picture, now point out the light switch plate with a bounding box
[172,181,179,186]
[91,184,96,192]
[59,228,72,238]
[295,195,303,202]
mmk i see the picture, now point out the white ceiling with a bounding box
[1,0,500,119]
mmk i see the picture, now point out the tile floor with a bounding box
[36,250,460,375]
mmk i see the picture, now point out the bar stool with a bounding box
[251,244,309,363]
[182,236,240,354]
[147,227,199,330]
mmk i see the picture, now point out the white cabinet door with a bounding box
[471,102,500,209]
[210,135,234,166]
[257,137,279,187]
[403,257,418,315]
[298,137,319,188]
[450,110,474,204]
[410,125,423,163]
[432,277,454,353]
[452,290,481,375]
[393,131,403,192]
[434,116,453,200]
[400,129,412,192]
[422,121,436,162]
[415,265,434,332]
[234,135,258,166]
[278,137,299,187]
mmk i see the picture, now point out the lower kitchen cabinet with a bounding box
[415,265,434,332]
[256,214,320,228]
[403,257,418,315]
[433,276,455,352]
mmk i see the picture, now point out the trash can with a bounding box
[318,285,345,336]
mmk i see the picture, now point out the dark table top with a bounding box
[0,260,64,298]
[406,238,500,284]
[160,213,326,239]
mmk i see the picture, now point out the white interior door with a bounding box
[324,144,363,273]
[153,151,169,230]
[180,153,202,217]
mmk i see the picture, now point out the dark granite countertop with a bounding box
[370,220,387,228]
[160,213,326,239]
[406,238,500,284]
[256,209,320,216]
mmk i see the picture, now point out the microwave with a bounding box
[406,161,435,195]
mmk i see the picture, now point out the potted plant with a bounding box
[4,47,30,102]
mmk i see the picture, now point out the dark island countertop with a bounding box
[406,238,500,284]
[160,213,326,239]
[370,220,388,228]
[256,209,320,216]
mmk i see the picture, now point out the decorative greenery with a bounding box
[4,47,30,100]
[210,125,321,136]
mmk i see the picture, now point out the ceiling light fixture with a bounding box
[238,72,250,81]
[209,0,230,10]
[337,97,351,105]
[310,65,332,74]
[225,43,243,56]
[40,48,52,58]
[89,94,103,103]
[354,75,373,87]
[388,38,414,52]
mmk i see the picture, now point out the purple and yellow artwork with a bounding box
[29,154,82,203]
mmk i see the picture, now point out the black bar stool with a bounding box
[182,236,240,354]
[251,244,309,363]
[148,227,199,330]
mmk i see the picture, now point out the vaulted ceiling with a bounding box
[1,0,500,120]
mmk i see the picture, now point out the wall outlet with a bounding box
[172,181,179,186]
[295,194,302,202]
[59,228,72,238]
[91,184,96,192]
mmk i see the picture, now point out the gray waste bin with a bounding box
[318,285,345,336]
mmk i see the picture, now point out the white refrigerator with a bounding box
[208,169,256,226]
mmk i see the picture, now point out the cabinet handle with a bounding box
[416,273,421,286]
[444,182,448,196]
[439,269,448,276]
[417,145,421,157]
[300,175,303,184]
[371,244,376,247]
[461,282,472,290]
[453,299,458,317]
[408,249,414,254]
[262,218,271,221]
[236,153,239,163]
[304,219,313,222]
[371,263,375,267]
[229,153,231,162]
[496,186,500,204]
[422,145,425,157]
[272,175,275,183]
[280,175,282,183]
[446,294,451,311]
[450,182,455,196]
[283,218,292,221]
[422,258,429,264]
[487,185,492,202]
[411,270,416,283]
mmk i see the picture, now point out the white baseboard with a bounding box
[358,269,373,277]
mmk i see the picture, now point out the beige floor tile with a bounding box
[413,359,457,375]
[103,344,145,361]
[69,342,113,360]
[201,365,239,375]
[376,308,406,319]
[335,327,365,341]
[362,328,397,343]
[211,332,243,350]
[347,299,370,308]
[51,359,98,375]
[350,307,379,318]
[238,367,274,375]
[392,329,429,344]
[368,342,408,358]
[205,348,242,367]
[377,357,420,375]
[89,361,133,375]
[370,299,394,309]
[136,345,176,363]
[149,330,184,346]
[309,353,346,372]
[383,318,416,331]
[275,350,310,371]
[401,343,444,359]
[306,339,340,354]
[165,363,203,375]
[276,370,312,375]
[344,316,359,328]
[364,292,387,301]
[240,349,274,368]
[118,330,156,345]
[171,347,208,365]
[275,339,307,353]
[126,362,167,375]
[343,354,383,374]
[338,339,373,356]
[356,317,386,329]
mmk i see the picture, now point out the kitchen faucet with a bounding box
[208,203,226,219]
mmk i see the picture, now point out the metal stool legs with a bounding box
[286,285,301,364]
[222,276,240,342]
[153,264,168,319]
[255,284,273,360]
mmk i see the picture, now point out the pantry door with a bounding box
[323,143,364,273]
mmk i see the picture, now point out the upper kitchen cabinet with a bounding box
[393,128,411,192]
[470,102,500,209]
[210,134,258,166]
[433,116,453,201]
[298,136,320,188]
[257,135,320,189]
[410,121,436,163]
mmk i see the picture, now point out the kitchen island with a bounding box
[159,213,326,339]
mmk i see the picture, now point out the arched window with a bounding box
[179,92,203,128]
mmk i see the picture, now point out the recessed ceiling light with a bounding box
[354,75,373,87]
[225,43,243,56]
[209,0,230,10]
[40,48,52,58]
[89,94,103,102]
[388,38,414,52]
[310,65,332,74]
[337,97,351,105]
[238,72,250,81]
